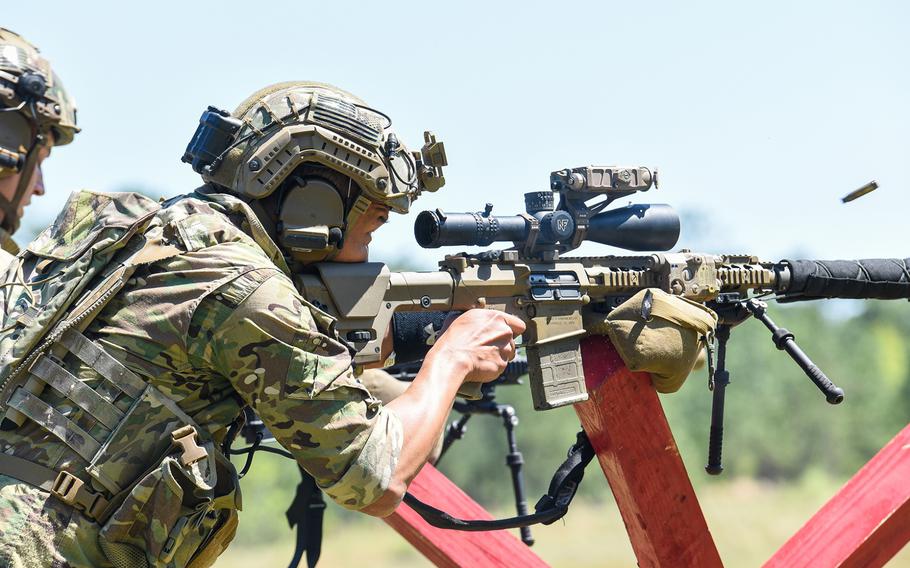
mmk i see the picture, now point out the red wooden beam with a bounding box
[765,423,910,568]
[385,463,550,568]
[576,335,724,568]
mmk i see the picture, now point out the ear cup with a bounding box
[279,178,345,257]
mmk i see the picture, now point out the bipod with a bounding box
[436,380,534,546]
[703,294,751,475]
[703,294,845,475]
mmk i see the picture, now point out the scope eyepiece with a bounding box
[415,209,530,248]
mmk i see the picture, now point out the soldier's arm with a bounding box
[199,272,522,516]
[200,272,405,513]
[362,309,525,516]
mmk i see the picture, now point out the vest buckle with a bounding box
[51,470,108,520]
[171,425,208,466]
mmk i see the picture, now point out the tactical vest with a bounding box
[0,190,239,568]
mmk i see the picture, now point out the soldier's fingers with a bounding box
[499,313,526,336]
[503,339,516,361]
[495,338,515,362]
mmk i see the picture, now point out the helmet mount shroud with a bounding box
[182,81,447,262]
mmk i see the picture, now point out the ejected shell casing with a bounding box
[842,180,878,203]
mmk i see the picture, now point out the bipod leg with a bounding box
[706,324,731,475]
[498,404,533,546]
[438,413,471,463]
[745,299,844,404]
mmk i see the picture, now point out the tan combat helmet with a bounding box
[0,28,79,233]
[182,81,447,262]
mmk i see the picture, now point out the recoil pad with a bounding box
[783,258,910,301]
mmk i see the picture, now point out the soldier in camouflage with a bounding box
[0,81,522,568]
[0,27,79,253]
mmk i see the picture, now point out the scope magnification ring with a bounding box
[472,212,499,246]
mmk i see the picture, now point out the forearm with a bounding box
[361,351,465,515]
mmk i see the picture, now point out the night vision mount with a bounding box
[414,166,680,259]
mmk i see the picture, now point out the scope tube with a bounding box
[416,203,680,252]
[586,204,680,252]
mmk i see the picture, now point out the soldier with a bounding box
[0,27,78,254]
[0,82,522,568]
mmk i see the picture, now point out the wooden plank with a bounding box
[576,335,724,568]
[385,463,550,568]
[765,423,910,568]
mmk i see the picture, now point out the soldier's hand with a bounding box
[430,309,526,383]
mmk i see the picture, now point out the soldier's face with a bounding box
[334,201,391,263]
[0,140,51,226]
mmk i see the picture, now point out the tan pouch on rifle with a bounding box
[594,288,718,393]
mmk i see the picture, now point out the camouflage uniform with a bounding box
[0,188,403,567]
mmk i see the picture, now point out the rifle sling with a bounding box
[402,430,595,532]
[227,418,594,566]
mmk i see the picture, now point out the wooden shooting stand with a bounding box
[385,336,910,567]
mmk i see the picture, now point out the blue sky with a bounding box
[6,1,908,267]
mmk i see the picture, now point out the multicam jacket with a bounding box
[0,188,403,568]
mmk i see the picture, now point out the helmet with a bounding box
[182,81,447,262]
[0,28,79,232]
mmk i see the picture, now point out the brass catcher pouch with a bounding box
[590,288,718,393]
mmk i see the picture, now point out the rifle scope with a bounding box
[415,192,680,252]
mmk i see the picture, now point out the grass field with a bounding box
[214,475,910,567]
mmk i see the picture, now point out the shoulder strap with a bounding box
[0,453,110,521]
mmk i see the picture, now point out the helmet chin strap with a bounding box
[0,131,44,234]
[322,193,372,262]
